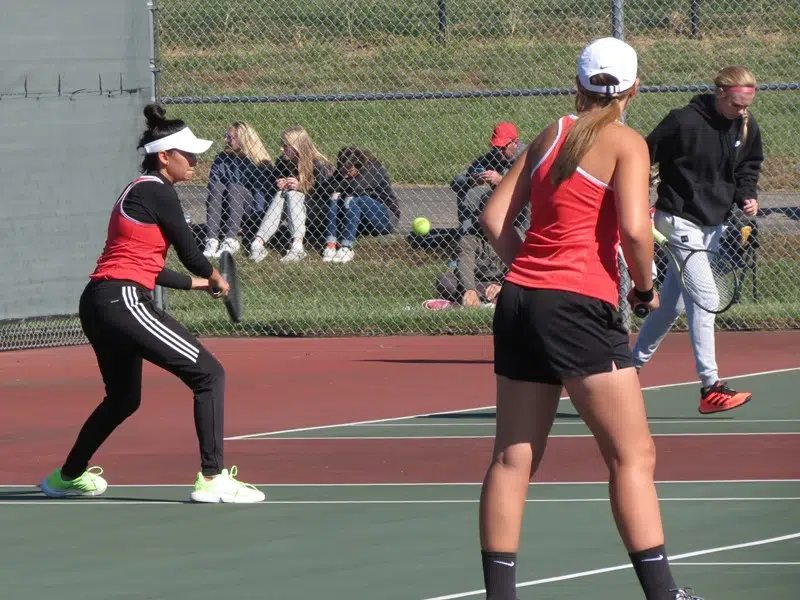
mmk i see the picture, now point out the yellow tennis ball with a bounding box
[413,217,431,236]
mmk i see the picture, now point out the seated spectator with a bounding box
[451,122,528,240]
[424,125,529,310]
[429,233,506,309]
[204,122,273,258]
[250,126,333,263]
[425,197,525,311]
[323,147,400,264]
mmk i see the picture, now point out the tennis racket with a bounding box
[211,251,243,323]
[633,227,739,318]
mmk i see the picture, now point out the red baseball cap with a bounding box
[490,122,519,148]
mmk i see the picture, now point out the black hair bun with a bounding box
[144,103,168,129]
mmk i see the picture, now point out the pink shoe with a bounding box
[422,299,455,310]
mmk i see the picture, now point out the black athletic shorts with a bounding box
[493,281,633,384]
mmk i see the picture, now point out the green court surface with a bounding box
[0,482,798,599]
[229,368,800,440]
[1,368,798,599]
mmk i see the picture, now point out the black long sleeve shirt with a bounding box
[122,172,213,289]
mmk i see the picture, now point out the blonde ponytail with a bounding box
[550,74,628,187]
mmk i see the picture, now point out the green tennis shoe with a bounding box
[190,466,265,503]
[40,466,108,498]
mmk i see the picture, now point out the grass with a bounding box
[159,234,800,338]
[157,0,800,191]
[152,0,800,338]
[169,92,798,191]
[4,235,799,347]
[164,237,495,336]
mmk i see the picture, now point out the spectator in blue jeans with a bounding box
[323,147,400,263]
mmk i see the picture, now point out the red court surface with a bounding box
[2,331,799,485]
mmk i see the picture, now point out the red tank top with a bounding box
[505,115,621,306]
[89,175,168,290]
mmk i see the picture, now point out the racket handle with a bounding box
[633,304,650,318]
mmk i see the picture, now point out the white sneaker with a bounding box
[322,246,337,262]
[250,240,267,263]
[280,247,307,262]
[331,247,354,263]
[218,237,241,257]
[203,238,220,258]
[189,467,265,504]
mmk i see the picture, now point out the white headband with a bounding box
[143,127,213,155]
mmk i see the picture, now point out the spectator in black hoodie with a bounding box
[323,147,400,263]
[633,66,763,415]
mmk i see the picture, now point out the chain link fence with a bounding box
[3,0,798,349]
[156,0,799,337]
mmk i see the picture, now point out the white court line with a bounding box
[421,531,800,600]
[372,419,800,427]
[673,562,800,566]
[2,497,799,506]
[225,366,800,440]
[233,432,800,441]
[2,479,799,488]
[0,501,181,505]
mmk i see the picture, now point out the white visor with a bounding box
[143,127,213,155]
[577,37,638,95]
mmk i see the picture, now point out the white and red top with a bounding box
[90,173,212,290]
[506,115,621,306]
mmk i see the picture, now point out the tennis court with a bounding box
[1,332,799,599]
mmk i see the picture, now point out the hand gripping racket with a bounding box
[211,251,243,323]
[633,227,739,318]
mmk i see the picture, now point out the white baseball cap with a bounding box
[143,127,213,155]
[577,37,638,95]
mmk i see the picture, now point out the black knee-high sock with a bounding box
[481,550,517,600]
[629,544,678,600]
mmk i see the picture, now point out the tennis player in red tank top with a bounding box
[475,38,701,600]
[39,104,265,504]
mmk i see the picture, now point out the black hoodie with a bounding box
[647,93,763,227]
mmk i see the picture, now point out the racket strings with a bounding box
[681,250,737,313]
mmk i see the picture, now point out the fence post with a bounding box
[147,0,166,311]
[611,0,626,124]
[611,0,624,40]
[690,0,701,38]
[147,0,159,102]
[437,0,448,45]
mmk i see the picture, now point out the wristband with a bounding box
[633,287,654,303]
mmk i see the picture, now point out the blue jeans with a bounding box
[326,195,393,248]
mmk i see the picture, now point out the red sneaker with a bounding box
[699,381,752,414]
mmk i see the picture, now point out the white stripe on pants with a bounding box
[255,190,307,242]
[631,210,724,387]
[122,286,200,363]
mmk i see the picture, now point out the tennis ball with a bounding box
[412,217,431,236]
